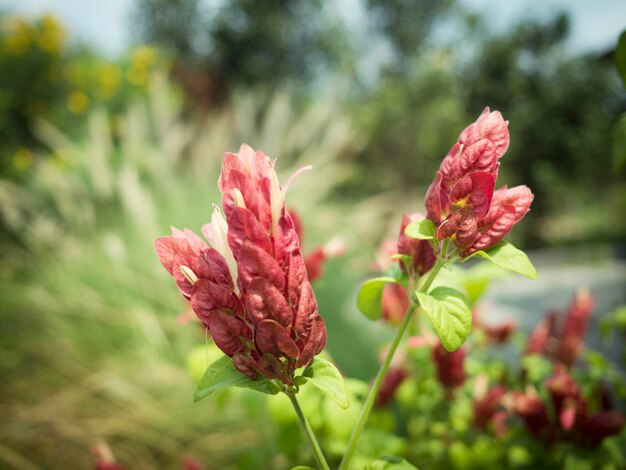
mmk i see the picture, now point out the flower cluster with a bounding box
[511,366,625,446]
[526,288,594,367]
[425,107,534,256]
[156,145,326,385]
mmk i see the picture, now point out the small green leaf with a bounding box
[404,219,435,240]
[521,355,553,383]
[357,276,398,321]
[302,357,349,409]
[366,456,419,469]
[416,287,471,352]
[469,241,537,280]
[194,355,280,402]
[390,254,414,274]
[383,262,408,283]
[291,466,315,470]
[616,29,626,88]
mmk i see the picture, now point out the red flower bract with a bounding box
[432,341,466,391]
[397,213,436,276]
[155,144,326,385]
[525,288,594,368]
[425,107,533,256]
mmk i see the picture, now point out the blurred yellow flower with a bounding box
[127,67,148,87]
[67,91,90,114]
[3,17,32,55]
[126,46,159,87]
[37,14,66,54]
[98,63,122,99]
[132,46,156,68]
[13,148,34,171]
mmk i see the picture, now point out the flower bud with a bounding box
[397,213,436,275]
[425,108,533,255]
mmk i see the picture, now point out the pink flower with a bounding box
[424,108,533,256]
[555,288,593,367]
[473,384,507,431]
[526,311,557,355]
[545,365,587,430]
[156,145,326,385]
[510,389,551,437]
[525,289,594,367]
[381,282,410,324]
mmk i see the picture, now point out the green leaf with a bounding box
[389,254,414,274]
[383,262,408,283]
[416,287,471,352]
[404,219,435,240]
[356,276,398,321]
[366,456,419,469]
[616,29,626,88]
[521,355,553,383]
[301,357,349,409]
[194,355,280,402]
[469,241,537,280]
[291,467,315,470]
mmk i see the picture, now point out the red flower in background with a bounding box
[545,365,587,431]
[289,209,344,283]
[555,288,594,367]
[473,306,516,345]
[510,388,551,438]
[510,367,625,446]
[376,366,408,407]
[156,145,326,385]
[381,282,410,324]
[526,311,557,356]
[525,288,594,368]
[424,108,533,255]
[472,380,508,433]
[432,341,466,391]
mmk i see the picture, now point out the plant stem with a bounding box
[287,391,331,470]
[338,258,445,470]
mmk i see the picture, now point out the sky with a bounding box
[1,0,625,57]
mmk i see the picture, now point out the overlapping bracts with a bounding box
[156,145,326,385]
[425,108,534,256]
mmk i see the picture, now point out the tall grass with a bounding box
[0,75,396,468]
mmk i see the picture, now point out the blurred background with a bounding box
[0,0,625,468]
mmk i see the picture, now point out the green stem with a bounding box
[338,258,446,470]
[287,391,331,470]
